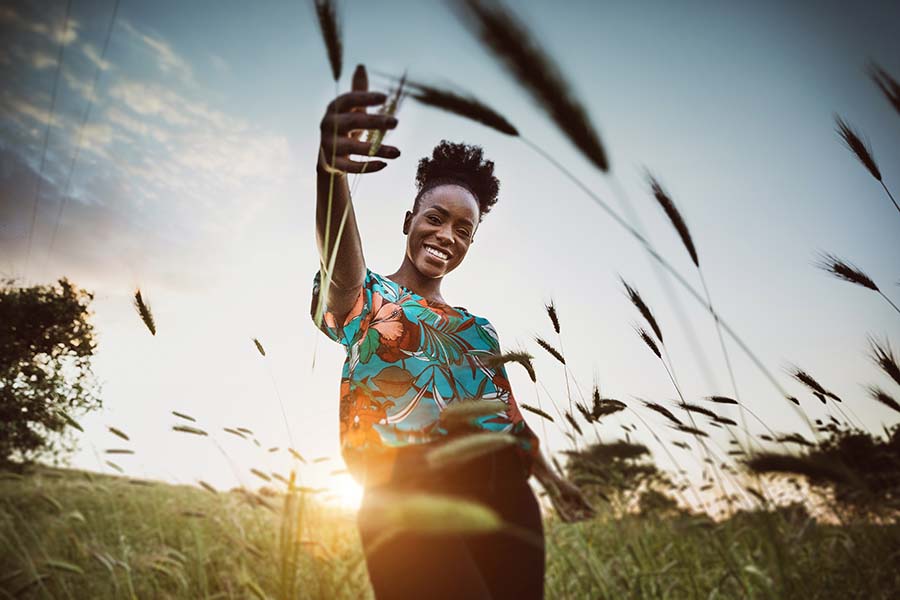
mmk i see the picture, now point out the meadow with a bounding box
[3,0,900,598]
[2,463,898,599]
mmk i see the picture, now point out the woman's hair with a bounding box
[412,140,500,223]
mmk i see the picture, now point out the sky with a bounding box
[2,0,899,512]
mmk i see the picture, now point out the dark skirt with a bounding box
[356,443,546,600]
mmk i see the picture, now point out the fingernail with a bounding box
[388,117,398,126]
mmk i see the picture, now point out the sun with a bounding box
[328,474,364,510]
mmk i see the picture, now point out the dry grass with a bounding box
[534,336,565,365]
[252,338,266,357]
[621,278,664,343]
[388,75,519,136]
[545,299,560,334]
[453,0,608,171]
[867,335,900,387]
[635,325,662,359]
[646,172,698,267]
[869,61,900,115]
[313,0,341,81]
[482,350,537,382]
[866,385,900,414]
[425,431,517,469]
[815,251,879,291]
[835,114,882,181]
[132,289,155,336]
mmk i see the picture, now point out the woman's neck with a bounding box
[386,257,446,305]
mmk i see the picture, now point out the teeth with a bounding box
[425,246,449,260]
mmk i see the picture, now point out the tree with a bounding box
[0,277,101,467]
[561,440,672,516]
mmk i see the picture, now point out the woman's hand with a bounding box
[318,64,401,175]
[542,475,596,523]
[532,453,596,523]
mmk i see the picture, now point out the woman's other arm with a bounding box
[532,449,597,523]
[315,64,400,324]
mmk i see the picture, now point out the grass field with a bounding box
[2,465,898,599]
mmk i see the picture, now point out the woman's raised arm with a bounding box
[315,65,400,323]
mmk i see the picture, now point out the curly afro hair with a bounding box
[413,140,500,223]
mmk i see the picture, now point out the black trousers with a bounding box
[356,444,546,600]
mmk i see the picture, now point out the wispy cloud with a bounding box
[28,49,56,69]
[121,20,193,84]
[82,43,111,72]
[0,5,79,45]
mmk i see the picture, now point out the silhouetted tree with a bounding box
[561,440,671,515]
[0,277,100,467]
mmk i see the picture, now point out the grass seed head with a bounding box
[868,61,900,116]
[867,335,900,387]
[313,0,342,81]
[545,298,560,333]
[534,336,565,364]
[107,426,130,441]
[706,395,739,405]
[172,425,208,436]
[621,278,664,343]
[646,171,698,267]
[386,74,520,136]
[426,431,517,469]
[635,325,662,359]
[834,114,882,181]
[252,337,265,357]
[439,399,507,432]
[133,289,156,335]
[454,0,609,170]
[866,384,900,414]
[564,411,583,436]
[814,251,879,291]
[642,400,683,426]
[482,350,536,382]
[521,403,554,422]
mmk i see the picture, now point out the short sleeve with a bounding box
[311,268,375,348]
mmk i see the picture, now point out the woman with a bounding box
[311,64,595,600]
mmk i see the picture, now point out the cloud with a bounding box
[0,148,225,294]
[0,5,79,45]
[62,69,98,102]
[4,95,61,128]
[108,80,191,126]
[82,43,110,72]
[120,21,192,84]
[29,49,56,69]
[105,107,169,143]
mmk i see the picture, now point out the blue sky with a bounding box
[2,0,899,510]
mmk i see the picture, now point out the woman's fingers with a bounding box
[324,112,397,135]
[349,65,369,141]
[331,156,387,174]
[327,91,387,115]
[321,136,399,162]
[324,137,400,159]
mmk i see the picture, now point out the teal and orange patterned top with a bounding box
[311,268,540,488]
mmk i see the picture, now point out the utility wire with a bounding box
[45,0,121,264]
[24,0,75,279]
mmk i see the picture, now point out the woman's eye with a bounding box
[427,216,441,224]
[458,229,470,237]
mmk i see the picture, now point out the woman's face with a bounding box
[404,184,480,279]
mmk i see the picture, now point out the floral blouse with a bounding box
[311,268,540,488]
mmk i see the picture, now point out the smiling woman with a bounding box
[311,64,593,600]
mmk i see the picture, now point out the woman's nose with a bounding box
[435,225,454,245]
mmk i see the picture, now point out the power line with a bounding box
[45,0,121,265]
[23,0,75,279]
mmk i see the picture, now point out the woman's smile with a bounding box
[423,244,451,261]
